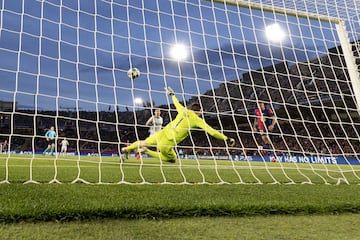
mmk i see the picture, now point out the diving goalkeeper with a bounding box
[121,87,235,163]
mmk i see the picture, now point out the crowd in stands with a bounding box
[2,108,359,159]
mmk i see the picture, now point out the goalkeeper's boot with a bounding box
[121,147,129,161]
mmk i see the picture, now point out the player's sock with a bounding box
[50,146,55,155]
[125,141,141,152]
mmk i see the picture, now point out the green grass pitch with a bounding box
[0,154,359,184]
[0,155,360,238]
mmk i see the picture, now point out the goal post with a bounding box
[0,0,359,185]
[336,22,360,115]
[209,0,341,23]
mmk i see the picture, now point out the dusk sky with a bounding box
[0,0,359,111]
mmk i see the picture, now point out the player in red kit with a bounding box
[253,102,277,154]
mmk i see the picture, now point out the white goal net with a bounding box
[0,0,359,185]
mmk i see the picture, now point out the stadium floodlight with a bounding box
[170,44,187,61]
[170,44,187,94]
[134,97,143,105]
[134,97,143,111]
[265,23,286,42]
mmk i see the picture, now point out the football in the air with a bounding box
[127,67,140,80]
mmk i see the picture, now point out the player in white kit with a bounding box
[145,108,163,135]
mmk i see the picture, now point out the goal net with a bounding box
[0,0,359,185]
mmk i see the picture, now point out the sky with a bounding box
[0,0,359,111]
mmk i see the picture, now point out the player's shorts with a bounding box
[256,127,273,137]
[61,146,67,152]
[47,139,55,145]
[145,131,177,161]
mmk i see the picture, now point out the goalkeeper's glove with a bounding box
[226,138,235,147]
[165,86,175,96]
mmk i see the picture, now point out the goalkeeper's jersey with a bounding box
[45,130,57,140]
[162,95,227,143]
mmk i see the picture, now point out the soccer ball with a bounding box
[127,68,140,80]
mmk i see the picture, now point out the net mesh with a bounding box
[0,0,359,185]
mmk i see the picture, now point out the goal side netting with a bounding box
[0,0,359,185]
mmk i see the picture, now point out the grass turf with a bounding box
[0,154,359,225]
[1,215,360,240]
[1,154,360,184]
[0,184,360,223]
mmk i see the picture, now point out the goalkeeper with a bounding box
[122,87,235,163]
